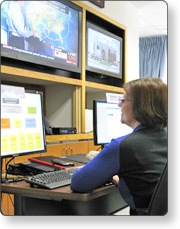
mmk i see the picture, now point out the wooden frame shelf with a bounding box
[46,133,93,143]
[1,0,127,141]
[1,65,83,86]
[85,81,124,93]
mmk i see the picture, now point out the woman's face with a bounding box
[118,87,140,129]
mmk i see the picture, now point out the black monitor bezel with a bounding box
[93,100,107,146]
[1,0,82,74]
[86,21,123,79]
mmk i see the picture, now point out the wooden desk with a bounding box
[1,181,127,215]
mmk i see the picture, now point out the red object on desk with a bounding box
[28,157,67,170]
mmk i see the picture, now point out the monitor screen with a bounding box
[86,21,123,79]
[1,85,46,158]
[93,100,132,145]
[1,1,82,73]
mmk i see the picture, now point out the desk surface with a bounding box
[1,181,117,202]
[1,155,117,202]
[1,155,128,215]
[1,180,128,215]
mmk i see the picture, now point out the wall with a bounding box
[45,84,74,127]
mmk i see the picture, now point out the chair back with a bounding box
[148,163,167,215]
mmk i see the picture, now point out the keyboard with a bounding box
[24,169,76,189]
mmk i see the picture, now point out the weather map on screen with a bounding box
[25,1,78,61]
[1,1,81,71]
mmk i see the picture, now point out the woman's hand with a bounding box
[112,175,119,185]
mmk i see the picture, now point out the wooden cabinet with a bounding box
[45,144,66,157]
[88,140,102,152]
[66,141,88,155]
[46,140,94,157]
[1,194,14,216]
[45,142,89,157]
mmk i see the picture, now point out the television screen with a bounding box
[93,100,132,145]
[1,85,46,158]
[1,1,82,73]
[86,22,123,79]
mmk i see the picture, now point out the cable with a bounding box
[5,157,15,181]
[96,146,102,151]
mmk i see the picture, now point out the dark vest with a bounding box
[118,128,167,209]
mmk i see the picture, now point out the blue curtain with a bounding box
[139,36,167,79]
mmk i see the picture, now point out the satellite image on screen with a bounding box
[1,1,79,66]
[25,1,78,53]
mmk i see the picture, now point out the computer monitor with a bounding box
[86,21,123,79]
[1,84,46,158]
[1,1,82,73]
[93,100,132,145]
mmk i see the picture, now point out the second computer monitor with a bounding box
[93,100,132,145]
[1,84,46,158]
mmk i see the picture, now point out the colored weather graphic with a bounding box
[25,2,73,49]
[1,1,78,55]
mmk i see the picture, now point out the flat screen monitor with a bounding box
[93,100,132,145]
[1,85,46,158]
[86,21,123,79]
[1,1,82,73]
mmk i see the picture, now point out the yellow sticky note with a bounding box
[14,120,22,128]
[1,135,9,153]
[35,133,42,149]
[19,134,27,151]
[27,133,35,150]
[10,134,18,152]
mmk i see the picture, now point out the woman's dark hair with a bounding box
[124,78,167,130]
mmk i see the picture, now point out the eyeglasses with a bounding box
[118,99,132,104]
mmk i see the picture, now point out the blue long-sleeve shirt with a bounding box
[7,2,32,38]
[70,126,143,193]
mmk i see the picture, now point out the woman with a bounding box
[70,78,167,215]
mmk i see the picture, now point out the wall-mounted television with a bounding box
[1,85,46,158]
[86,21,123,79]
[93,100,132,145]
[1,1,82,73]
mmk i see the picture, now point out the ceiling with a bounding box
[129,1,167,37]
